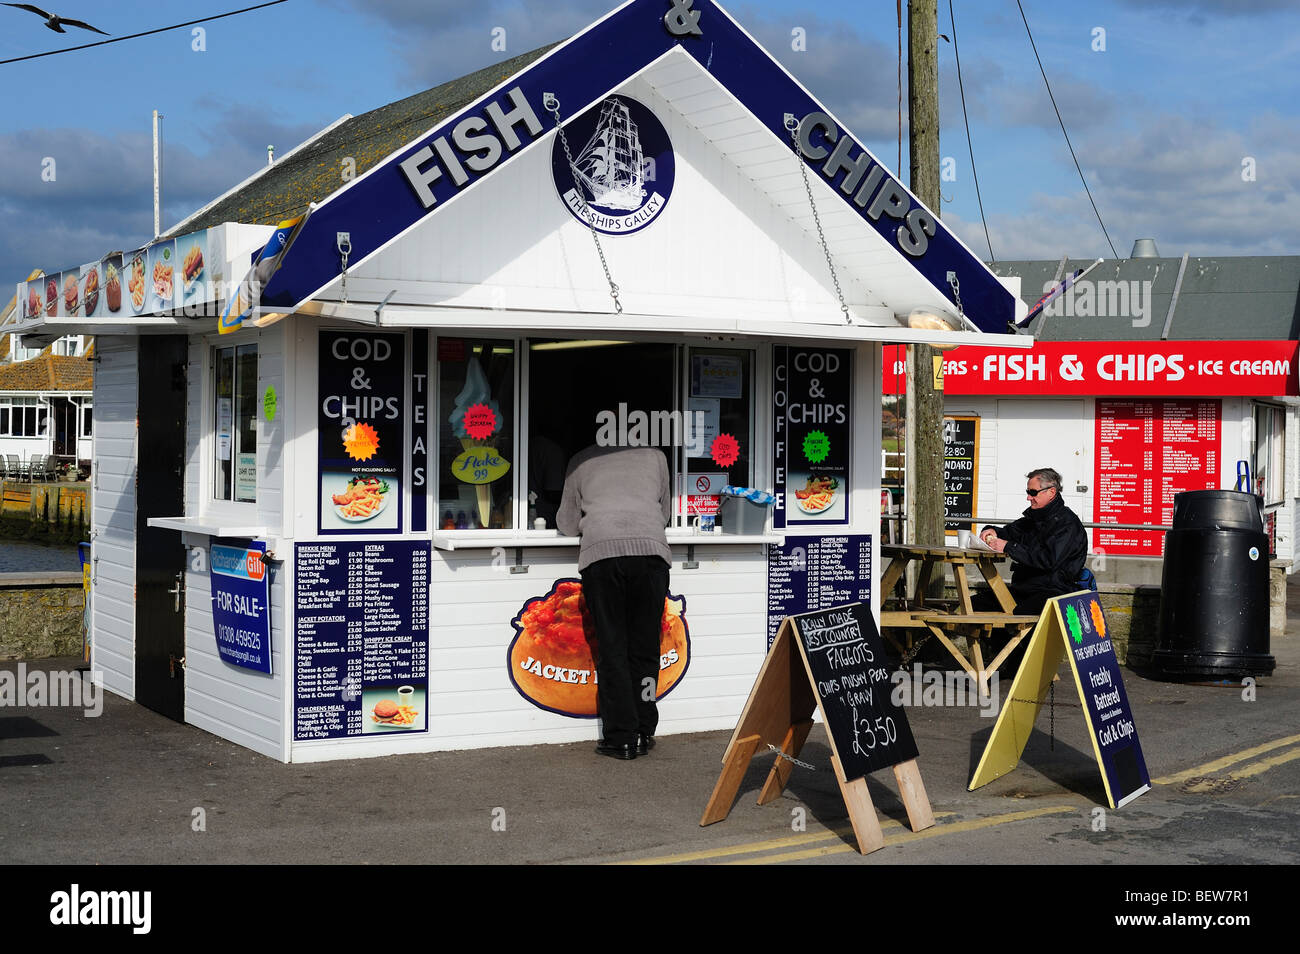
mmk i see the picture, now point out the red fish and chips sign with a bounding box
[882,340,1299,396]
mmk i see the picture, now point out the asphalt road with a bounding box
[2,590,1298,870]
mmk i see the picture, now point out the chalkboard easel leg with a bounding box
[757,719,813,806]
[700,734,762,827]
[831,753,885,854]
[892,758,936,832]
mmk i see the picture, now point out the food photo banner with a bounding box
[17,226,229,321]
[317,331,405,535]
[773,346,852,528]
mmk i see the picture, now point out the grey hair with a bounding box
[1027,468,1062,491]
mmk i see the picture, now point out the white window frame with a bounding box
[203,333,260,517]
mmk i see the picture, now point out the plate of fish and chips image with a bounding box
[793,473,840,515]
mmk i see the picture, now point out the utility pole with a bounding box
[153,110,163,239]
[905,0,945,552]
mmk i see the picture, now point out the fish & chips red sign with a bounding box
[882,341,1298,396]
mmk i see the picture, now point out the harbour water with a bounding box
[0,540,82,574]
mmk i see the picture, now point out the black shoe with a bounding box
[596,738,637,760]
[637,733,656,756]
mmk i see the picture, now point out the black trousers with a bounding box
[581,556,670,746]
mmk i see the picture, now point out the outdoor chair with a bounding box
[26,454,44,482]
[41,456,59,481]
[4,454,18,479]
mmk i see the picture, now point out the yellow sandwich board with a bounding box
[970,590,1150,809]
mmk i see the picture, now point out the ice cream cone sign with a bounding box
[449,357,510,526]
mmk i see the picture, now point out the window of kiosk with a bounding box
[525,340,757,534]
[213,343,257,503]
[526,339,676,529]
[437,339,516,530]
[1252,402,1285,507]
[685,347,754,520]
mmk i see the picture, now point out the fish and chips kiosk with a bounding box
[10,0,1028,761]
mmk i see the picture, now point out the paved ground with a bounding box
[3,584,1298,871]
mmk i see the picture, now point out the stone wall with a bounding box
[0,573,85,659]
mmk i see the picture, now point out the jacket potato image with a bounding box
[507,579,689,717]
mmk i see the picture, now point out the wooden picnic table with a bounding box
[880,543,1040,694]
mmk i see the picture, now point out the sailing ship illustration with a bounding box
[571,99,649,211]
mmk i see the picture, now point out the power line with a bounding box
[0,1,289,66]
[948,0,994,261]
[1015,0,1119,258]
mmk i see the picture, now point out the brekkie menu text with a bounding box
[294,541,430,740]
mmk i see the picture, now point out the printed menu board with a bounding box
[1094,400,1220,555]
[767,535,872,647]
[942,415,979,533]
[294,541,429,740]
[773,346,852,527]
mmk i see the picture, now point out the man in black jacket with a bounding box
[978,468,1088,615]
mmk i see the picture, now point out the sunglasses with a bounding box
[1025,486,1054,497]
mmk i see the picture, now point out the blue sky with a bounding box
[2,0,1299,288]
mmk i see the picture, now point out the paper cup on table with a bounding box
[957,530,973,549]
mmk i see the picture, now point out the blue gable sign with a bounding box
[260,0,1016,333]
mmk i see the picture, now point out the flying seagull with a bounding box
[3,3,110,35]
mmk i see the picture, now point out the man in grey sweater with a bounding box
[557,445,672,760]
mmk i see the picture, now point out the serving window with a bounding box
[524,339,758,533]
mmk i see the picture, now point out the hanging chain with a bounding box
[947,270,963,315]
[895,632,933,670]
[786,115,852,325]
[337,231,352,304]
[766,743,818,771]
[544,93,622,315]
[1011,680,1081,751]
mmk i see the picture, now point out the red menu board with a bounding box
[1095,400,1220,555]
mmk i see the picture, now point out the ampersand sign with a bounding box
[663,0,703,37]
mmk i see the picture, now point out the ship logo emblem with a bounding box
[551,95,675,236]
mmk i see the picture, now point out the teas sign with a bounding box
[790,602,917,780]
[210,542,271,675]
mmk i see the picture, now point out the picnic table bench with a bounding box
[880,543,1041,694]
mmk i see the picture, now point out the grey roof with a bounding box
[168,44,559,236]
[990,256,1300,341]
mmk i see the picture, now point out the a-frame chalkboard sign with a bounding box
[701,602,934,854]
[970,591,1151,809]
